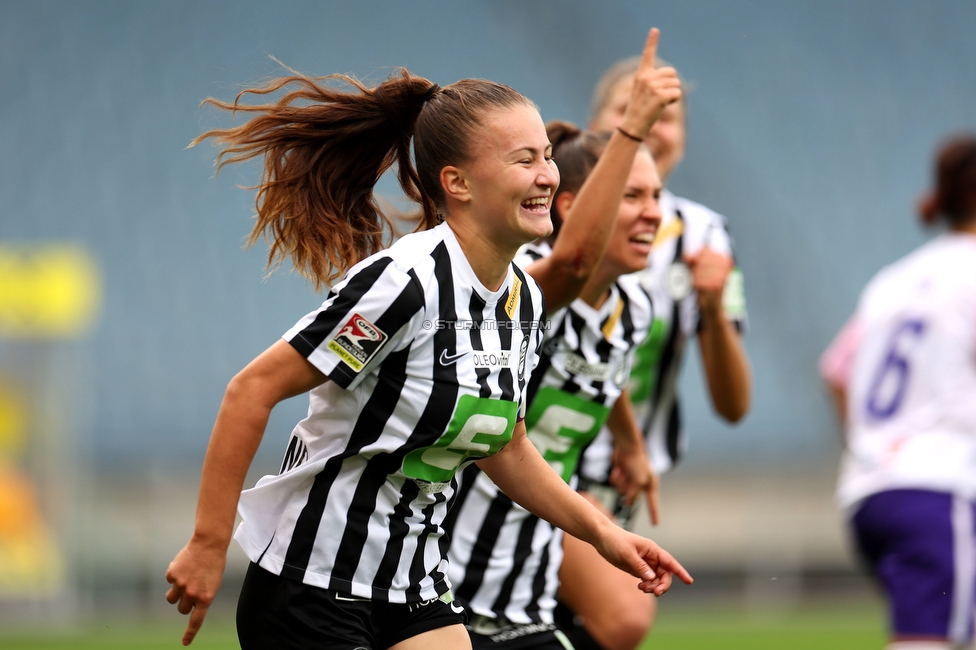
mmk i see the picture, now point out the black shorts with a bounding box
[467,614,575,650]
[237,562,467,649]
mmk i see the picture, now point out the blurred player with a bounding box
[821,135,976,650]
[448,30,682,650]
[558,55,753,650]
[163,61,691,649]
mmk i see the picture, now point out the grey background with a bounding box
[2,0,975,477]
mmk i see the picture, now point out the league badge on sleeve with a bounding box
[667,261,693,300]
[328,313,387,372]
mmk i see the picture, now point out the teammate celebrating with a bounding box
[163,54,691,649]
[558,55,753,650]
[821,135,976,650]
[447,29,680,650]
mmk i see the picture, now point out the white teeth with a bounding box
[631,233,654,243]
[522,197,548,207]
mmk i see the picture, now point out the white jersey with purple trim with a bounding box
[233,221,546,604]
[445,241,653,624]
[836,233,976,510]
[580,189,747,482]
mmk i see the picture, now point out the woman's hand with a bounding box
[592,525,693,596]
[479,422,690,596]
[685,246,733,317]
[618,28,683,140]
[165,540,228,645]
[163,341,327,645]
[610,448,660,525]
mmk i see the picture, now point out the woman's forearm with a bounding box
[531,132,643,312]
[697,305,751,422]
[190,380,274,550]
[476,427,613,546]
[528,29,680,312]
[478,418,692,592]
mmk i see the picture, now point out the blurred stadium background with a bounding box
[1,0,974,646]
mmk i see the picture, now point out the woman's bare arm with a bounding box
[525,28,681,312]
[476,421,691,595]
[165,340,326,646]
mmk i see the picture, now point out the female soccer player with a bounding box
[557,56,753,650]
[448,120,666,650]
[821,135,976,650]
[164,34,691,650]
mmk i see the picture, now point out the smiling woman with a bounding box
[163,60,690,650]
[444,27,683,650]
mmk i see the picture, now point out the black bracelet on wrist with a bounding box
[616,126,644,143]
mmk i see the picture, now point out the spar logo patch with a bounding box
[327,313,387,372]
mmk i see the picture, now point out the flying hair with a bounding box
[192,68,531,288]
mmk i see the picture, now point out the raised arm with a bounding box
[525,28,681,312]
[476,420,691,595]
[165,340,326,646]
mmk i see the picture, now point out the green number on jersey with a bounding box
[402,394,518,484]
[524,386,611,483]
[628,318,666,404]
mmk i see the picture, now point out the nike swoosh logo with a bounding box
[439,349,467,366]
[450,602,465,615]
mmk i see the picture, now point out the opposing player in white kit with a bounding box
[557,56,753,650]
[163,60,691,650]
[447,30,681,650]
[821,135,976,650]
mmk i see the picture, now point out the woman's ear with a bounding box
[440,166,471,204]
[555,191,575,217]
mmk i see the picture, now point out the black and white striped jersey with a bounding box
[580,189,748,482]
[445,241,653,624]
[234,221,546,604]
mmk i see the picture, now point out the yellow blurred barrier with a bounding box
[0,382,27,458]
[0,469,64,595]
[0,383,62,596]
[0,244,101,338]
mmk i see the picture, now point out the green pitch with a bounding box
[642,601,886,650]
[0,619,240,650]
[0,601,886,649]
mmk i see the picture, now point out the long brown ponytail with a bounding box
[194,69,531,288]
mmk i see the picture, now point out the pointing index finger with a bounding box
[639,27,660,71]
[183,602,209,646]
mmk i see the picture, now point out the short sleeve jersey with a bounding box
[234,221,546,604]
[579,189,747,481]
[445,241,653,624]
[835,233,976,510]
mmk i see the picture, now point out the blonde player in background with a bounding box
[821,135,976,650]
[557,55,753,650]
